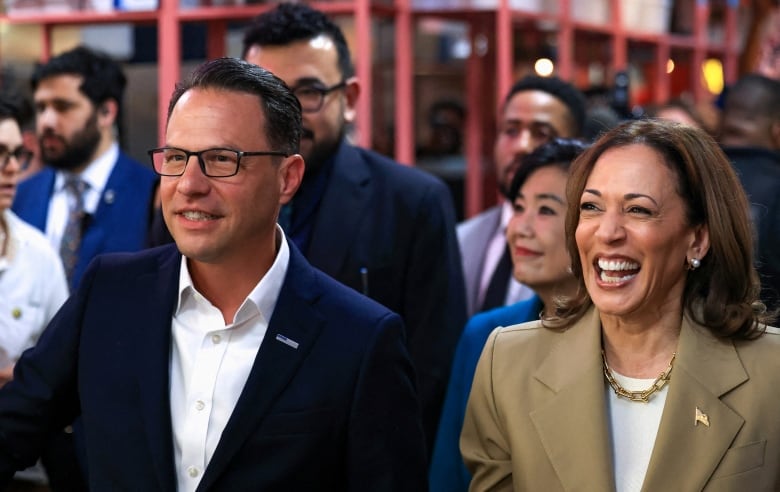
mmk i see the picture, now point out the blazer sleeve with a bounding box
[0,257,96,482]
[429,312,502,492]
[346,311,428,492]
[402,177,468,446]
[460,328,514,492]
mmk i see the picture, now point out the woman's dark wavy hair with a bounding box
[507,138,589,201]
[549,118,774,339]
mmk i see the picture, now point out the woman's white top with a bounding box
[606,371,670,492]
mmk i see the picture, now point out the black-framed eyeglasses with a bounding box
[148,147,289,178]
[0,146,33,172]
[291,81,347,113]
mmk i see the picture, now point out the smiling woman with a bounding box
[461,119,780,492]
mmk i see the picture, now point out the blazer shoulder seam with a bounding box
[500,320,544,332]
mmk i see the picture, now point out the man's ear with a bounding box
[342,77,360,124]
[279,154,305,205]
[97,100,118,128]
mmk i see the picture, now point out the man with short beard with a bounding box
[242,3,467,456]
[13,45,157,292]
[11,45,157,491]
[457,75,587,317]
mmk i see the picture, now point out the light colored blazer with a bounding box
[457,206,502,317]
[462,306,780,491]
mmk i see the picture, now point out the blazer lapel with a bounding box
[79,159,129,267]
[197,244,325,491]
[530,308,616,492]
[458,207,501,315]
[136,245,181,492]
[641,316,747,491]
[306,142,371,276]
[16,169,55,230]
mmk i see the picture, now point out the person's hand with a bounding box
[0,364,14,388]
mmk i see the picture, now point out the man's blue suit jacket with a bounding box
[304,140,467,450]
[0,242,428,491]
[11,152,157,290]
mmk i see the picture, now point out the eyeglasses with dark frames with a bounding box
[148,147,289,178]
[291,81,347,113]
[0,146,34,172]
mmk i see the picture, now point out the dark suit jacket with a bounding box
[723,146,780,312]
[0,243,428,491]
[303,140,467,450]
[12,152,158,290]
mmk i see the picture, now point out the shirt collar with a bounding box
[500,199,514,231]
[54,142,119,193]
[175,225,291,325]
[0,210,17,271]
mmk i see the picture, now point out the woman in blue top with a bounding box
[430,138,588,492]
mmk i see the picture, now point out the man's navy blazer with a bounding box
[0,243,428,491]
[305,140,467,449]
[12,152,158,290]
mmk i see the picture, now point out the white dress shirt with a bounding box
[45,143,119,251]
[170,229,290,492]
[477,200,534,308]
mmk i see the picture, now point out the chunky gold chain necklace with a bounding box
[602,350,676,403]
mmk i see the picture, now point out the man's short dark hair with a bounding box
[167,57,302,156]
[504,75,587,137]
[723,73,780,121]
[242,2,354,80]
[31,45,127,113]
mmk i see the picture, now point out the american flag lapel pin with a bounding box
[695,407,710,427]
[275,334,299,349]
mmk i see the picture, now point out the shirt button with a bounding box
[195,400,205,411]
[187,466,199,478]
[211,334,221,344]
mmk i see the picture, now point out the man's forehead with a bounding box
[501,90,572,132]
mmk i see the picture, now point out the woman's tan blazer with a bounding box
[461,307,780,491]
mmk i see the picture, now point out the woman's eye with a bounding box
[628,205,652,215]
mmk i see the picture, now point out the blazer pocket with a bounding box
[259,409,338,437]
[710,440,766,479]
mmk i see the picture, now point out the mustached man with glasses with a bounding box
[242,2,467,455]
[0,58,427,491]
[0,95,69,491]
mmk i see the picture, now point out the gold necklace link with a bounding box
[602,350,676,403]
